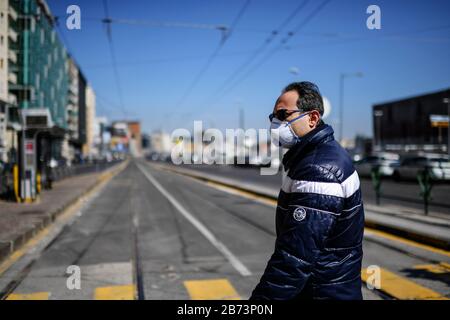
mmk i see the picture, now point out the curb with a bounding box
[153,162,450,251]
[364,204,450,228]
[364,219,449,250]
[0,161,129,265]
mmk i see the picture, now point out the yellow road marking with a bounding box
[151,163,278,207]
[184,279,241,300]
[0,161,129,277]
[364,228,450,258]
[94,284,135,300]
[6,292,50,300]
[361,267,448,300]
[413,262,450,274]
[206,181,277,207]
[0,228,51,276]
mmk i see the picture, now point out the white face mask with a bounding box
[270,112,310,148]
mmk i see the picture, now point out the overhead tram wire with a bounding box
[54,15,132,119]
[102,0,127,118]
[82,49,262,69]
[216,0,332,103]
[103,19,228,32]
[174,0,252,110]
[201,0,309,106]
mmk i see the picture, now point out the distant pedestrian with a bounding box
[250,82,365,300]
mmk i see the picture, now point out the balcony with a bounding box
[8,94,17,105]
[9,6,18,21]
[8,50,17,64]
[69,82,78,95]
[8,72,17,84]
[8,29,18,43]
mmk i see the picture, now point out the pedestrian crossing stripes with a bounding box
[4,266,449,300]
[184,279,241,300]
[361,267,449,300]
[413,262,450,274]
[6,292,50,300]
[94,284,135,300]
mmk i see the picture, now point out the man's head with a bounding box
[273,81,324,138]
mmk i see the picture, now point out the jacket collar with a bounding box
[282,124,335,171]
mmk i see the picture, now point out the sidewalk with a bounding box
[0,161,127,263]
[154,163,450,250]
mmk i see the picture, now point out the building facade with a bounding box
[373,88,450,154]
[0,0,19,163]
[84,84,96,156]
[66,56,79,160]
[0,0,96,201]
[127,121,141,157]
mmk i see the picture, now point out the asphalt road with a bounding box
[2,160,449,300]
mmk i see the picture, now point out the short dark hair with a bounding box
[282,81,324,116]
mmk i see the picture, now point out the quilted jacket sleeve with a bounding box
[249,200,337,300]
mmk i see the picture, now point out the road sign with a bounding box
[25,140,34,154]
[430,114,449,128]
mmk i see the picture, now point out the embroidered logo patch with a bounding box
[293,207,307,222]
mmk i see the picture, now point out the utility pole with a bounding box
[374,110,384,151]
[339,74,344,143]
[444,98,450,158]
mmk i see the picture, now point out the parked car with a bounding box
[354,154,400,177]
[393,156,450,181]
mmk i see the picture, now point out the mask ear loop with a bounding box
[287,111,310,125]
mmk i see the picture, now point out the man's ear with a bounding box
[309,111,321,127]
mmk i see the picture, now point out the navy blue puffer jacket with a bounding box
[250,124,364,300]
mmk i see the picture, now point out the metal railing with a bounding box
[49,160,122,182]
[0,160,123,200]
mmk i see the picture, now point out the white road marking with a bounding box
[137,163,252,277]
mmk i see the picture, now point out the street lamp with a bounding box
[374,109,384,151]
[444,98,450,158]
[339,72,363,143]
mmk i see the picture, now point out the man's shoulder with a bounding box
[289,141,356,183]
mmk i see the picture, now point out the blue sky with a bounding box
[47,0,450,139]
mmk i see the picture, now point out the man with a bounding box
[250,82,364,300]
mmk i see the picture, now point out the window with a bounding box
[0,58,3,69]
[0,36,3,46]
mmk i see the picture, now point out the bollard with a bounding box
[36,171,41,194]
[370,164,382,205]
[417,166,433,215]
[13,164,20,202]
